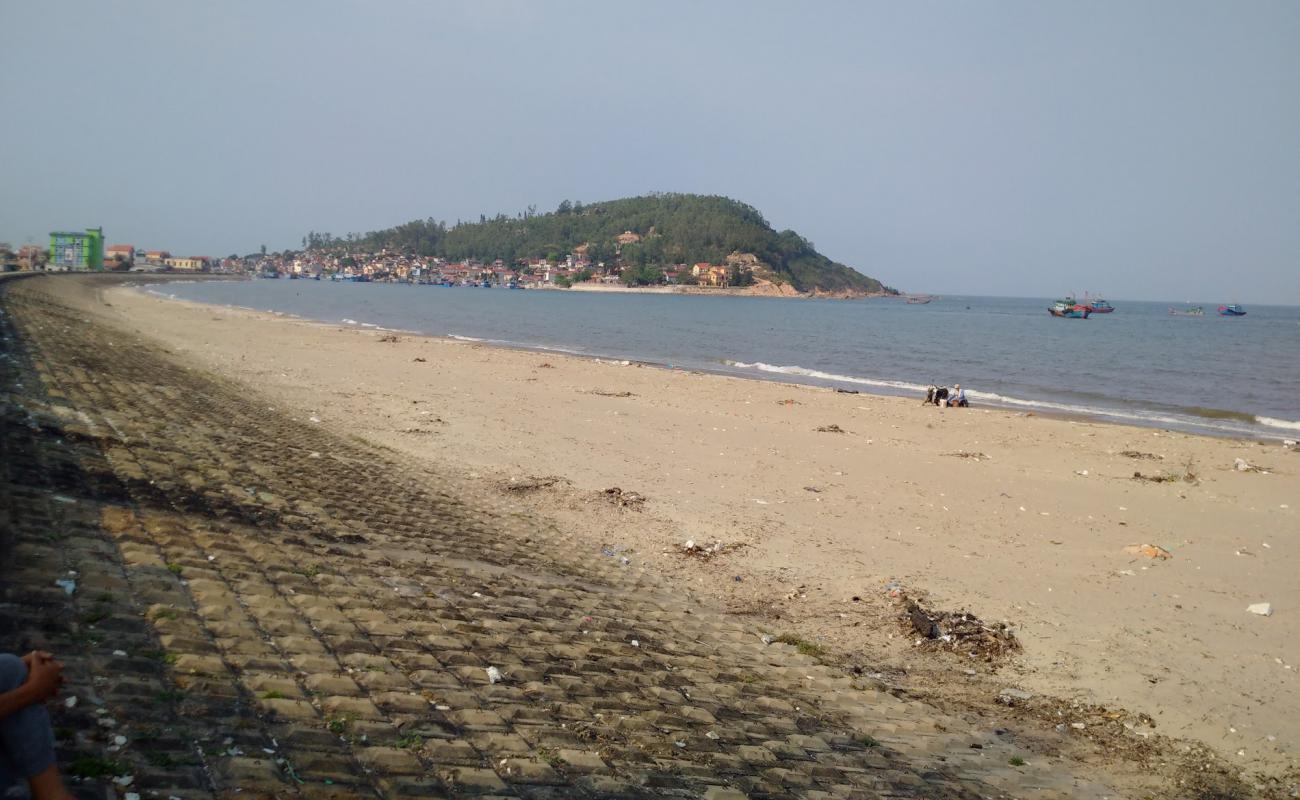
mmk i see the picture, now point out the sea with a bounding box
[152,279,1300,441]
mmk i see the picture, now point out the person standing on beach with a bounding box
[0,651,74,800]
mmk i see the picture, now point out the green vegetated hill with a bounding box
[331,194,892,294]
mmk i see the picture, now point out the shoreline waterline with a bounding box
[140,279,1300,442]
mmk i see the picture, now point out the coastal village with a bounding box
[2,227,768,290]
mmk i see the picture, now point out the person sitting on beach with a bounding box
[1,651,74,800]
[924,386,949,406]
[951,384,968,407]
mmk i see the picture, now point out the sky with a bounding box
[2,1,1298,303]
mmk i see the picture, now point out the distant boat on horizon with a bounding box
[1083,293,1114,313]
[1169,305,1204,316]
[905,295,934,304]
[1048,297,1091,318]
[1218,304,1247,316]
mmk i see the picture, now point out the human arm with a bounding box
[0,652,64,718]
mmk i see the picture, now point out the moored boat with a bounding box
[1169,306,1204,316]
[1086,297,1114,313]
[905,295,933,304]
[1048,298,1091,318]
[1218,304,1247,316]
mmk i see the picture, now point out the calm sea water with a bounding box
[155,280,1300,440]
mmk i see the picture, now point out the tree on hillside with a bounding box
[310,194,890,294]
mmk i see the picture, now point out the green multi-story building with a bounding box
[49,227,104,270]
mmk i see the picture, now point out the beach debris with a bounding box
[412,357,426,362]
[1132,458,1199,484]
[538,362,554,368]
[400,423,443,435]
[944,451,989,461]
[501,475,568,492]
[997,688,1034,706]
[834,388,859,394]
[55,578,76,596]
[1247,603,1273,617]
[1282,439,1296,449]
[803,485,823,493]
[1075,469,1089,476]
[591,389,634,398]
[815,424,846,434]
[777,398,800,406]
[899,598,1020,660]
[680,540,737,560]
[1121,544,1172,560]
[760,634,774,645]
[485,666,504,684]
[907,602,941,639]
[1119,450,1162,461]
[1233,458,1269,473]
[603,487,645,509]
[377,334,400,343]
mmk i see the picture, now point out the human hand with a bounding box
[22,652,64,703]
[21,650,54,671]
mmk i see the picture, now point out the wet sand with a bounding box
[111,281,1300,781]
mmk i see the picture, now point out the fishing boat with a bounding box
[1218,304,1247,316]
[1169,306,1204,316]
[1085,295,1114,313]
[1048,298,1091,318]
[905,295,933,304]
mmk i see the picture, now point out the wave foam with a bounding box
[1258,416,1300,432]
[726,361,1292,439]
[728,362,929,394]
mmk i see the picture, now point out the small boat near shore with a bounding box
[905,295,934,304]
[1218,304,1247,316]
[1169,306,1204,316]
[1048,298,1091,318]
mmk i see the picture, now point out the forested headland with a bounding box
[306,194,893,295]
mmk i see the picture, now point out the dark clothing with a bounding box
[0,653,56,789]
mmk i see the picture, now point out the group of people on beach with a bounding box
[924,383,968,407]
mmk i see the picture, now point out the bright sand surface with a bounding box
[111,284,1299,776]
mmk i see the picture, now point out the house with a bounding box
[145,250,171,264]
[691,263,729,287]
[17,245,45,270]
[106,244,135,266]
[163,256,206,271]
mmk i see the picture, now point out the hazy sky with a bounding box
[3,1,1298,302]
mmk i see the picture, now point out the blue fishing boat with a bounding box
[1087,297,1114,313]
[1218,304,1246,316]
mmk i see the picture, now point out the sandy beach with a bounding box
[110,282,1299,783]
